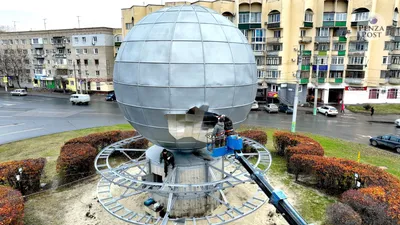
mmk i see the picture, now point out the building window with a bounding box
[274,30,281,38]
[383,56,388,64]
[256,56,264,66]
[265,70,281,78]
[323,13,335,21]
[252,29,265,42]
[85,70,89,75]
[335,13,347,21]
[82,37,86,43]
[21,39,26,45]
[387,89,398,99]
[268,13,280,23]
[70,81,74,85]
[267,44,282,51]
[257,69,264,78]
[346,71,365,78]
[381,70,389,78]
[316,43,329,51]
[317,27,329,37]
[84,59,88,65]
[353,12,369,21]
[329,71,343,78]
[271,84,278,92]
[369,89,379,99]
[239,12,250,23]
[94,48,99,54]
[266,57,282,65]
[250,12,261,23]
[305,11,313,22]
[125,23,133,29]
[69,70,73,75]
[349,42,368,51]
[25,69,30,74]
[75,49,81,54]
[333,43,345,51]
[68,60,72,65]
[348,56,365,65]
[48,70,52,75]
[14,39,19,44]
[96,82,101,90]
[74,37,79,43]
[240,30,248,40]
[300,30,306,37]
[95,59,99,65]
[93,36,98,42]
[32,38,39,44]
[76,59,81,65]
[331,56,344,65]
[315,57,328,65]
[251,44,265,52]
[96,70,100,76]
[43,38,48,44]
[83,49,88,54]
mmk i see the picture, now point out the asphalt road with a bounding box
[0,93,399,145]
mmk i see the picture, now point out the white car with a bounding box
[70,94,91,105]
[10,89,27,96]
[317,105,338,116]
[264,103,279,113]
[251,101,259,110]
[395,119,400,128]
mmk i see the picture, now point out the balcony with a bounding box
[335,21,347,27]
[267,37,281,43]
[345,78,364,84]
[301,65,311,71]
[351,20,369,27]
[253,51,265,56]
[32,43,44,48]
[349,36,368,42]
[54,64,68,69]
[328,78,343,83]
[338,50,346,56]
[266,50,280,56]
[315,36,330,43]
[388,64,400,70]
[303,22,313,28]
[317,78,326,83]
[34,64,45,69]
[330,65,345,71]
[33,53,46,58]
[54,43,65,48]
[239,0,262,4]
[312,65,328,71]
[267,22,281,30]
[300,78,309,84]
[239,23,262,30]
[323,21,335,27]
[391,36,400,42]
[318,51,328,56]
[299,36,312,43]
[55,53,66,58]
[115,42,122,47]
[338,36,347,42]
[302,50,312,56]
[389,49,400,55]
[389,78,400,84]
[347,65,365,70]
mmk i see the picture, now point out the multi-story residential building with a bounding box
[121,0,400,104]
[0,27,117,93]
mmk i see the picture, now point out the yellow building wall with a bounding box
[66,78,77,92]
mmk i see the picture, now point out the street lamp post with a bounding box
[313,58,320,116]
[73,62,78,94]
[291,50,302,133]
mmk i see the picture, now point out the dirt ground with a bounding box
[24,172,296,225]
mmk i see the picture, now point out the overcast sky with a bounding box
[0,0,171,31]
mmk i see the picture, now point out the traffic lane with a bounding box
[244,111,399,144]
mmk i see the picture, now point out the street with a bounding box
[0,93,399,145]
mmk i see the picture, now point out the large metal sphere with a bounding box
[114,5,257,150]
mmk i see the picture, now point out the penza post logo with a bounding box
[356,13,386,41]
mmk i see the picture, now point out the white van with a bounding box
[70,94,90,105]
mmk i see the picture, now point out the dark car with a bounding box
[278,104,293,114]
[370,134,400,154]
[105,92,116,101]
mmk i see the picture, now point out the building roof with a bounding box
[121,0,233,10]
[0,27,118,37]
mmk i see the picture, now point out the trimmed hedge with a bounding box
[0,186,24,225]
[326,202,362,225]
[0,158,46,195]
[274,131,400,224]
[238,130,268,145]
[57,130,149,183]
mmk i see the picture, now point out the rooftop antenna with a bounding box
[12,21,18,31]
[43,18,47,30]
[77,16,81,28]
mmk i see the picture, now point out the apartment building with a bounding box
[0,27,118,93]
[121,0,400,104]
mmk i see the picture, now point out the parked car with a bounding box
[370,134,400,154]
[10,89,27,96]
[70,94,90,105]
[317,105,338,116]
[278,104,293,114]
[395,119,400,128]
[105,92,116,101]
[251,101,259,110]
[264,103,279,113]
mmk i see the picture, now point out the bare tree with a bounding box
[0,25,13,32]
[0,46,30,88]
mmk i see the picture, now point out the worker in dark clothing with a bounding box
[371,107,375,116]
[220,115,234,136]
[212,118,225,147]
[159,149,175,177]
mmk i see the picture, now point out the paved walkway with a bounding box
[0,90,107,101]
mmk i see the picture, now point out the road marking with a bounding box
[0,123,24,128]
[356,134,372,138]
[0,128,43,137]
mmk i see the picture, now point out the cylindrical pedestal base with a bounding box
[145,145,223,217]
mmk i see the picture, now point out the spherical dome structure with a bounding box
[114,5,257,150]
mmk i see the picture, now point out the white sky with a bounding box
[0,0,171,31]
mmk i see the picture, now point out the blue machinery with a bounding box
[209,135,310,225]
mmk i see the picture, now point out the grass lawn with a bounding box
[347,104,400,114]
[1,124,399,224]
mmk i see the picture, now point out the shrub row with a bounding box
[238,130,268,153]
[273,131,324,158]
[0,185,24,225]
[274,131,400,224]
[57,130,149,183]
[0,158,46,195]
